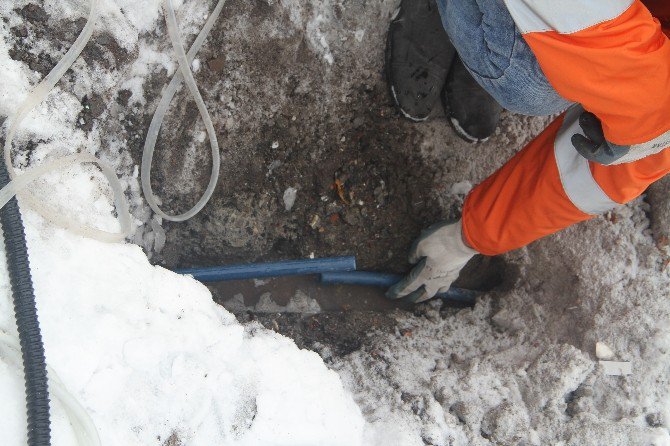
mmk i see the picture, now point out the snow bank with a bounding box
[0,211,365,445]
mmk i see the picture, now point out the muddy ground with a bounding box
[151,0,448,271]
[7,0,539,355]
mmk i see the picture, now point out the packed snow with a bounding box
[3,0,670,445]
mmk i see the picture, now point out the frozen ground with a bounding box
[2,0,670,445]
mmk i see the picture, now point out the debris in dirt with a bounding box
[223,291,321,314]
[524,344,594,411]
[491,308,524,332]
[373,180,387,207]
[208,55,225,71]
[309,214,321,229]
[334,178,350,205]
[342,207,362,226]
[271,141,280,149]
[222,293,247,313]
[18,4,48,23]
[150,217,166,253]
[606,211,619,224]
[600,361,633,376]
[595,341,615,360]
[266,159,282,177]
[480,401,530,445]
[255,291,321,314]
[646,412,665,428]
[283,186,298,211]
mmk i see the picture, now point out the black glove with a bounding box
[571,111,630,165]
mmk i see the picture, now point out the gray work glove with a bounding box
[386,219,476,303]
[571,110,630,165]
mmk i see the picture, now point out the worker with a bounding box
[386,0,670,303]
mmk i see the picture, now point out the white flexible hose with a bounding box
[0,332,101,446]
[2,0,132,243]
[0,1,226,443]
[141,0,225,221]
[2,0,225,231]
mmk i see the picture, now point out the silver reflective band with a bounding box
[612,128,670,165]
[503,0,633,34]
[554,106,619,215]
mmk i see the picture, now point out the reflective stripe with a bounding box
[554,106,619,215]
[612,128,670,164]
[503,0,633,34]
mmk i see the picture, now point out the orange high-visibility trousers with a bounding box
[462,108,670,255]
[461,0,670,255]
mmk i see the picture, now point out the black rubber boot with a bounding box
[386,0,456,122]
[443,57,503,142]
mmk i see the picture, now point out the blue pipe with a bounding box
[175,256,356,282]
[320,271,478,304]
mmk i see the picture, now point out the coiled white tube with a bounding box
[0,331,101,446]
[1,0,227,443]
[2,0,132,243]
[141,0,225,221]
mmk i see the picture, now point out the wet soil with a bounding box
[8,0,515,357]
[120,0,501,354]
[150,0,448,273]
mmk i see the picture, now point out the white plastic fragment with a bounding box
[596,342,615,360]
[283,186,298,211]
[600,361,632,376]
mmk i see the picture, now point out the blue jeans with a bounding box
[436,0,573,116]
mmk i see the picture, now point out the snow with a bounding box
[0,203,365,446]
[4,0,670,445]
[225,291,321,314]
[449,180,472,196]
[601,361,633,376]
[332,200,670,445]
[596,341,615,360]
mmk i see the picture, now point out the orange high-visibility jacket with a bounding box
[462,0,670,255]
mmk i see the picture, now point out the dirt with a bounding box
[140,0,449,273]
[7,0,527,357]
[113,0,505,354]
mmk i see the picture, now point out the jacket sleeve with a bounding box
[503,0,670,147]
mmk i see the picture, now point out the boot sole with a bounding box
[441,86,490,144]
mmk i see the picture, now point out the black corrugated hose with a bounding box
[0,157,51,445]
